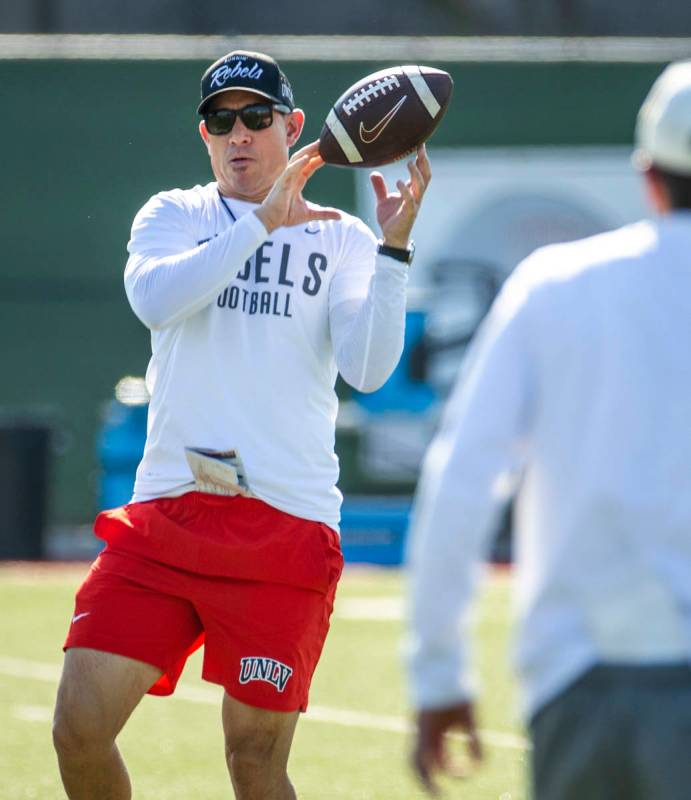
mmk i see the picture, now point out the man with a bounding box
[52,50,430,799]
[406,60,691,799]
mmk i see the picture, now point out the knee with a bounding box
[225,732,283,790]
[52,701,112,763]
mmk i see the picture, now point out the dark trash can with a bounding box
[0,421,51,559]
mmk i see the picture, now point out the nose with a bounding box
[228,117,252,145]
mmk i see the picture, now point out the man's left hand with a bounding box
[411,701,483,795]
[370,145,431,250]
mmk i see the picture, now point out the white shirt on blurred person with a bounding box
[406,60,691,798]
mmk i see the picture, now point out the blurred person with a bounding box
[52,50,429,800]
[406,60,691,799]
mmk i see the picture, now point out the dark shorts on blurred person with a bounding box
[530,663,691,800]
[63,492,343,712]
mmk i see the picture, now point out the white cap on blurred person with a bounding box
[634,60,691,176]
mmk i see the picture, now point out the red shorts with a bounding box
[64,493,343,712]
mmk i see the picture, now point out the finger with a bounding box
[370,171,389,203]
[454,704,483,763]
[416,143,432,185]
[436,728,479,783]
[284,154,311,178]
[280,154,314,191]
[431,728,451,773]
[291,152,324,183]
[443,731,482,781]
[305,202,342,222]
[301,139,321,155]
[407,159,426,203]
[411,746,440,796]
[298,148,323,171]
[301,154,325,180]
[289,140,321,163]
[291,158,325,197]
[396,179,417,211]
[467,729,483,763]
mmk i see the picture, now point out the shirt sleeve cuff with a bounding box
[409,658,476,710]
[246,210,269,240]
[375,251,410,275]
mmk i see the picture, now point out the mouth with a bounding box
[228,155,254,168]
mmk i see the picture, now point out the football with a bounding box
[318,65,453,168]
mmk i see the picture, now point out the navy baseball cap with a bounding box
[198,50,295,115]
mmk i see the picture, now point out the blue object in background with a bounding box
[339,497,411,566]
[98,378,149,510]
[353,310,436,414]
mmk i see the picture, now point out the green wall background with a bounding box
[0,58,666,523]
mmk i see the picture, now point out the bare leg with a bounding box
[53,647,163,800]
[222,693,300,799]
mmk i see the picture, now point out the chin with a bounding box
[224,179,266,202]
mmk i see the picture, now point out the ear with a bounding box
[199,119,210,149]
[285,109,305,148]
[644,167,672,213]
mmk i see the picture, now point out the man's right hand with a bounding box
[254,141,341,234]
[411,701,484,795]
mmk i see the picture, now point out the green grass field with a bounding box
[0,562,527,799]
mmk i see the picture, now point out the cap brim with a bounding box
[198,87,287,114]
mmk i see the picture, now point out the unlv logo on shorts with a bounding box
[239,656,293,693]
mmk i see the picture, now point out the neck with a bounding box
[217,185,266,204]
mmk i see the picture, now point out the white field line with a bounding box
[0,655,528,751]
[334,596,404,620]
[12,704,53,723]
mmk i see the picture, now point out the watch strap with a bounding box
[376,240,414,264]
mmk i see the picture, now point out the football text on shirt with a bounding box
[215,240,328,318]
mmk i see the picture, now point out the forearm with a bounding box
[406,291,532,709]
[330,254,409,393]
[125,212,267,330]
[407,453,498,709]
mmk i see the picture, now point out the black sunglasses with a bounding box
[204,102,291,136]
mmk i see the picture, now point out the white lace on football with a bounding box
[342,75,401,116]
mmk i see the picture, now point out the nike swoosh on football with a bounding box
[359,95,408,144]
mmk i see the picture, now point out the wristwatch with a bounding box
[377,239,415,266]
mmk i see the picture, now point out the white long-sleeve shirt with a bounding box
[124,182,408,529]
[408,212,691,719]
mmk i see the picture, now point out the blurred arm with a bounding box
[407,273,535,709]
